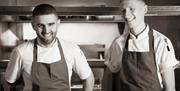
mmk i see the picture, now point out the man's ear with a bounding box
[57,18,61,24]
[144,5,148,14]
[31,22,36,31]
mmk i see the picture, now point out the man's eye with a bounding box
[37,24,43,28]
[120,9,126,14]
[122,9,126,13]
[130,8,135,12]
[49,23,55,26]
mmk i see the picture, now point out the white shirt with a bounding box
[105,25,179,87]
[5,38,92,91]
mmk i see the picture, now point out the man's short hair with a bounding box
[32,4,58,17]
[120,0,147,5]
[139,0,147,4]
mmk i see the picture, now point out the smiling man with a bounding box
[32,13,59,47]
[5,4,94,91]
[103,0,179,91]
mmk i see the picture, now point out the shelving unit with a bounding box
[147,6,180,16]
[0,6,180,15]
[1,4,180,91]
[1,6,180,23]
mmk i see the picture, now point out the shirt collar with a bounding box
[36,38,58,48]
[129,25,149,39]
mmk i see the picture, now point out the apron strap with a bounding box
[148,28,158,70]
[33,39,38,62]
[33,38,64,62]
[32,38,39,91]
[124,34,130,50]
[57,38,66,62]
[149,28,154,52]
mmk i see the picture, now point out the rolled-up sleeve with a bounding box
[5,48,22,83]
[72,46,92,80]
[156,38,179,72]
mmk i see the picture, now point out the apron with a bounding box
[31,38,70,91]
[119,29,162,91]
[102,67,121,91]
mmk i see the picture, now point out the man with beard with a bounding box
[5,4,94,91]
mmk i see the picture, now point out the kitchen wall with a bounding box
[22,23,120,48]
[146,16,180,60]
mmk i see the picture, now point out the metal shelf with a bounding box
[147,6,180,16]
[0,6,180,16]
[1,6,180,22]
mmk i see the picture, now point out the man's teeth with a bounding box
[44,33,51,37]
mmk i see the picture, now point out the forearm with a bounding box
[82,72,95,91]
[161,67,176,91]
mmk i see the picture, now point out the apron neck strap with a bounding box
[124,27,154,51]
[33,39,38,62]
[33,38,64,62]
[149,28,154,52]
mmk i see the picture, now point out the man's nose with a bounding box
[43,25,50,33]
[122,8,132,18]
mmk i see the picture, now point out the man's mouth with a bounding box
[126,17,135,22]
[43,32,52,38]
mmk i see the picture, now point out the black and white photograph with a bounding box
[0,0,180,91]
